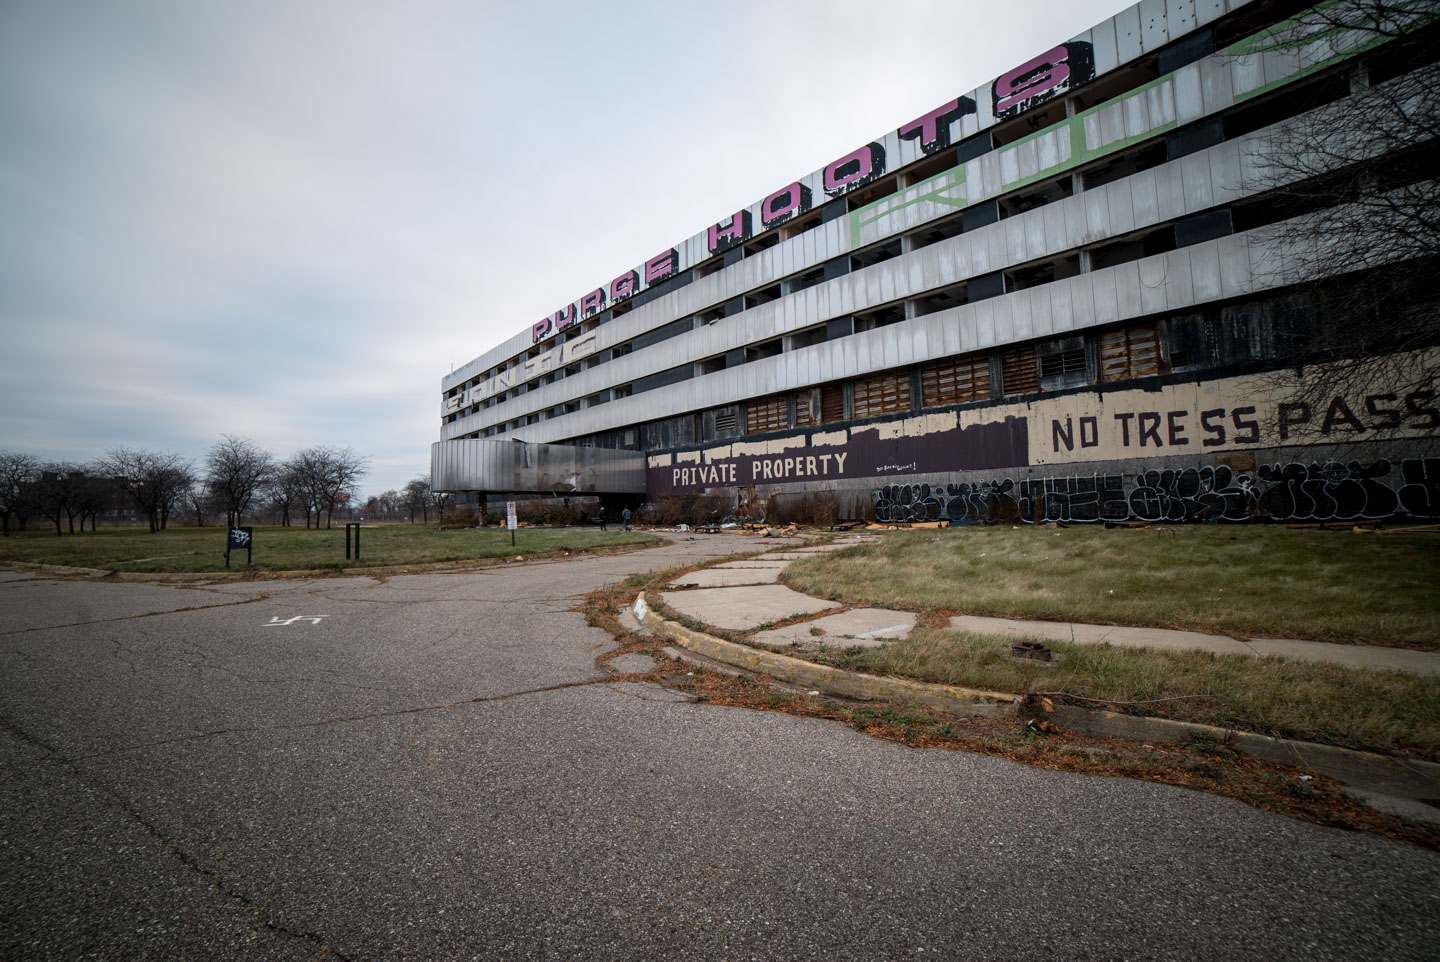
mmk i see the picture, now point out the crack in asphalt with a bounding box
[72,675,627,761]
[0,714,352,961]
[0,593,271,637]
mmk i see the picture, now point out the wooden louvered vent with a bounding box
[746,396,789,435]
[794,391,816,427]
[921,355,991,407]
[1099,323,1163,381]
[1000,345,1040,396]
[853,372,912,419]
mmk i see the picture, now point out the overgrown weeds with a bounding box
[817,627,1440,759]
[782,526,1440,646]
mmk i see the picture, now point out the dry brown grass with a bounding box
[821,628,1440,760]
[783,526,1440,646]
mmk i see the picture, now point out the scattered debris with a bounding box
[1011,641,1053,662]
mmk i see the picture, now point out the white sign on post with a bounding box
[506,501,517,531]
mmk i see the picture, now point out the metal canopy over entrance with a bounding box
[431,439,645,494]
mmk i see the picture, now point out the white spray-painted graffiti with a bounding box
[871,458,1440,524]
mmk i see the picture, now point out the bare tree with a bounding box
[185,480,220,528]
[1247,0,1440,413]
[0,451,38,537]
[99,448,194,533]
[292,446,369,528]
[25,463,80,536]
[205,435,275,527]
[403,477,430,523]
[426,479,453,522]
[268,461,307,527]
[75,465,120,532]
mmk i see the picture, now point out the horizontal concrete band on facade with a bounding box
[431,439,645,494]
[624,354,1440,524]
[635,594,1440,800]
[443,11,1418,444]
[444,0,1253,390]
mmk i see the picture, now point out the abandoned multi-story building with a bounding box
[433,0,1439,524]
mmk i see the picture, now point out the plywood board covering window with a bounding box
[853,372,912,419]
[921,356,991,407]
[1001,345,1040,396]
[746,396,789,435]
[820,385,845,424]
[795,391,816,427]
[1100,323,1164,381]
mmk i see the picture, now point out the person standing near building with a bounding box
[597,505,606,531]
[622,506,631,531]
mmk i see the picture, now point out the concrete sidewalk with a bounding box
[659,535,1440,677]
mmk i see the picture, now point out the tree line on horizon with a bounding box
[0,437,399,536]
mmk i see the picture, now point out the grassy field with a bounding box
[822,629,1440,759]
[0,523,661,573]
[772,526,1440,758]
[784,526,1440,646]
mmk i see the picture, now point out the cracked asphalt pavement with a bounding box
[1,536,1437,961]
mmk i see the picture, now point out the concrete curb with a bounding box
[634,593,1019,718]
[1048,705,1440,800]
[633,593,1440,806]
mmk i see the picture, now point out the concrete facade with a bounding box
[435,0,1439,522]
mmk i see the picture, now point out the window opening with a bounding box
[853,304,906,333]
[795,390,817,427]
[744,284,782,310]
[746,396,789,435]
[907,213,965,251]
[1100,322,1166,381]
[853,371,913,418]
[914,283,970,317]
[745,339,783,363]
[850,239,902,271]
[1001,345,1040,396]
[998,175,1073,219]
[820,384,846,424]
[921,355,992,407]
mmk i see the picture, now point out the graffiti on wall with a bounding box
[871,458,1440,524]
[647,415,1029,498]
[991,43,1094,119]
[520,40,1101,347]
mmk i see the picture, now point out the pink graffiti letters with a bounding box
[707,211,752,255]
[823,143,887,196]
[644,248,678,285]
[898,97,977,154]
[992,42,1094,119]
[528,41,1096,344]
[761,182,813,228]
[609,271,638,303]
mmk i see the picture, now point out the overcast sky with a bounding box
[0,0,1123,498]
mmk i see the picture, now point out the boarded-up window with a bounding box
[704,405,740,441]
[853,372,913,419]
[1099,322,1164,381]
[921,355,991,407]
[820,384,845,423]
[795,391,816,427]
[1001,345,1040,396]
[746,396,788,435]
